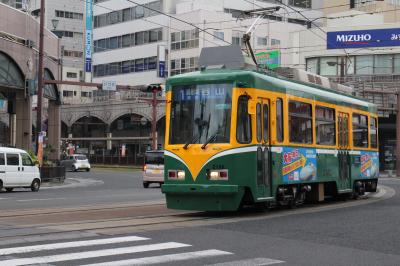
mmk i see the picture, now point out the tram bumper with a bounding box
[162,184,243,211]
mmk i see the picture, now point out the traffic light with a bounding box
[146,84,162,92]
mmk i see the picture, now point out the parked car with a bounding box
[142,150,164,188]
[0,147,41,192]
[60,154,91,172]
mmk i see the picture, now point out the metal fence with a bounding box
[89,155,144,166]
[40,166,66,183]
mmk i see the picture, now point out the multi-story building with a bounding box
[92,0,323,85]
[29,0,95,104]
[290,1,400,170]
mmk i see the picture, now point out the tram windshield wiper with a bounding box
[201,133,219,149]
[183,134,200,150]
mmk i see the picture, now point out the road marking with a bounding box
[79,249,233,266]
[0,232,99,247]
[206,257,285,266]
[0,242,190,266]
[0,235,149,256]
[17,198,67,202]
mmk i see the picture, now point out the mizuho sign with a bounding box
[327,28,400,49]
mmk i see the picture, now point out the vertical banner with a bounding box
[37,132,44,166]
[157,45,166,78]
[121,144,126,157]
[85,0,93,73]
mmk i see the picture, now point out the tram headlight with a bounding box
[168,170,185,180]
[177,170,185,179]
[207,169,229,181]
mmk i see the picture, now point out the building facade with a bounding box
[0,2,61,158]
[291,2,400,170]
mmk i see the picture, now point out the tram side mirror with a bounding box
[248,99,256,115]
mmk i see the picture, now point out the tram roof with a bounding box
[166,69,377,114]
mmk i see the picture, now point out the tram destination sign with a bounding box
[327,28,400,49]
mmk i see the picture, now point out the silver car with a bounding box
[60,154,91,172]
[142,150,164,188]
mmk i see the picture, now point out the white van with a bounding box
[0,147,41,192]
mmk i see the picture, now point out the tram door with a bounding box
[256,98,272,199]
[338,112,351,190]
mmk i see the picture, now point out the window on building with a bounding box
[355,55,373,75]
[374,54,392,74]
[66,72,77,78]
[346,56,355,75]
[395,54,400,74]
[289,101,312,144]
[352,113,368,148]
[81,91,92,98]
[122,8,131,21]
[316,106,335,145]
[276,98,283,142]
[289,0,311,8]
[214,31,225,41]
[63,90,73,97]
[271,39,280,46]
[370,117,377,148]
[320,57,338,76]
[257,37,268,46]
[306,58,318,74]
[237,95,252,143]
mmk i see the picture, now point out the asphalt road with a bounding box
[0,177,399,265]
[0,168,165,210]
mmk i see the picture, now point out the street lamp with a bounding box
[51,19,59,30]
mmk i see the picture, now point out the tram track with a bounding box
[0,185,394,240]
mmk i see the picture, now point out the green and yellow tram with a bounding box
[161,68,379,211]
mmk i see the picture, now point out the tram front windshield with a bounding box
[169,83,232,145]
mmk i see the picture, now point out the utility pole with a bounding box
[36,0,45,159]
[151,88,157,150]
[397,92,400,177]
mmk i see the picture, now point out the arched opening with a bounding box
[0,52,25,89]
[43,69,59,101]
[70,116,107,155]
[109,113,151,162]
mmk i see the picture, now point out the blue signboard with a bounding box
[0,100,4,109]
[85,0,93,72]
[327,28,400,49]
[158,61,165,78]
[282,147,317,183]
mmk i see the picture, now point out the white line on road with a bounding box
[0,242,191,266]
[206,257,285,266]
[16,198,67,202]
[0,235,149,256]
[80,249,233,266]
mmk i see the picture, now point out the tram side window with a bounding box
[370,117,377,148]
[316,106,335,145]
[289,101,312,144]
[256,103,262,142]
[352,114,368,148]
[237,96,252,143]
[276,98,283,142]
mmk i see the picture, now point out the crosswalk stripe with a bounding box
[0,242,190,266]
[79,249,233,266]
[205,257,285,266]
[0,235,149,256]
